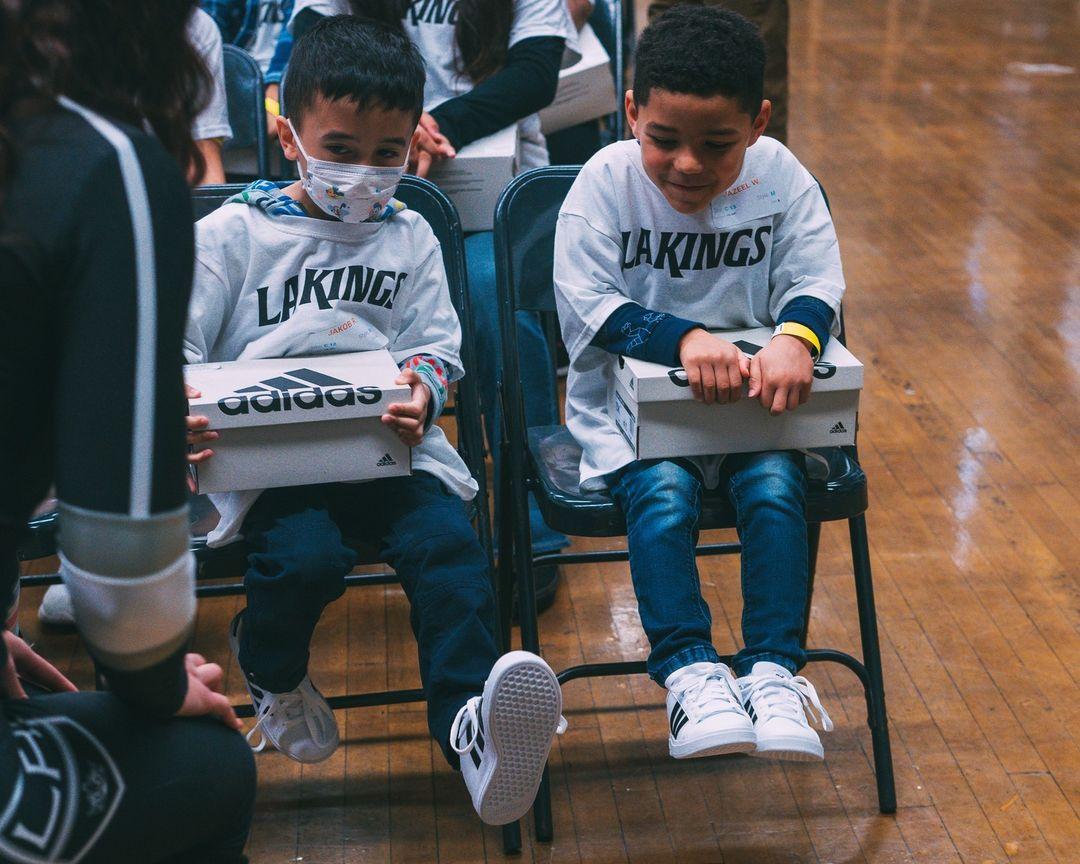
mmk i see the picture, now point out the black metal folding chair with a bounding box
[591,0,627,145]
[493,165,896,842]
[18,177,527,853]
[222,44,271,181]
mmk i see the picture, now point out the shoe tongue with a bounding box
[665,661,719,688]
[751,661,792,679]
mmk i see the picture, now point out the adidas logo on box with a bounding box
[184,350,411,493]
[829,421,847,434]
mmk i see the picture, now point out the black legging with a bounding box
[0,692,254,864]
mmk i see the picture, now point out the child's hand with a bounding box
[382,369,430,447]
[185,384,216,492]
[747,335,814,415]
[677,329,751,404]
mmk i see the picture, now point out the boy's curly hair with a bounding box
[633,5,766,117]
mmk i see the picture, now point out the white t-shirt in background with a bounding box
[247,0,290,73]
[188,8,233,142]
[554,137,847,489]
[290,0,577,168]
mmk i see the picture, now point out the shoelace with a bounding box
[449,695,568,756]
[741,674,834,731]
[246,686,334,753]
[671,665,745,721]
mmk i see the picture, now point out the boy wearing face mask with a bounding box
[184,16,566,826]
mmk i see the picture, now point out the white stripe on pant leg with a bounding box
[57,97,157,518]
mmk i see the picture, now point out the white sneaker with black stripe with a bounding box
[229,611,339,764]
[451,651,567,825]
[739,661,834,761]
[665,662,757,759]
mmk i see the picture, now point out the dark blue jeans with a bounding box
[465,231,567,555]
[609,452,809,684]
[239,472,499,764]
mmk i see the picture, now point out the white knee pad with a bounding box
[58,502,195,669]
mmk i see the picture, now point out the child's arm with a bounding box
[385,238,463,445]
[749,183,845,415]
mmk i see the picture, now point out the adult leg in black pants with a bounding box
[0,691,255,864]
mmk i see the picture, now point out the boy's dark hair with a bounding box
[285,15,425,126]
[632,5,765,117]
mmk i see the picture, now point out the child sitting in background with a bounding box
[185,16,565,825]
[554,5,837,762]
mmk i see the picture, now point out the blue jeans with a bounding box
[609,452,809,685]
[239,473,499,765]
[465,231,567,555]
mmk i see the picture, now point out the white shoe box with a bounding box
[612,327,863,459]
[539,24,617,135]
[185,350,411,494]
[428,124,519,232]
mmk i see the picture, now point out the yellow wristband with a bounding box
[773,322,821,358]
[264,97,280,116]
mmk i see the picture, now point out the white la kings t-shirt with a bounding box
[554,136,846,490]
[187,203,478,545]
[188,8,233,142]
[292,0,577,168]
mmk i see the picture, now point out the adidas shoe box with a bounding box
[612,327,862,459]
[427,124,519,232]
[184,350,411,494]
[539,24,617,135]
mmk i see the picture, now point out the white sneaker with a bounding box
[39,584,76,627]
[228,612,339,764]
[451,651,567,825]
[665,662,757,759]
[739,661,834,761]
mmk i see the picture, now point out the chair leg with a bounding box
[533,765,554,842]
[501,820,522,854]
[497,443,516,653]
[848,514,897,814]
[800,522,822,649]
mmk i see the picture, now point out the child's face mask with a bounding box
[288,119,407,222]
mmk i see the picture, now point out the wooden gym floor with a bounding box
[18,0,1079,861]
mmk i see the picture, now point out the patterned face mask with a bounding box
[288,120,407,222]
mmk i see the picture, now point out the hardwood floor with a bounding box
[18,1,1079,861]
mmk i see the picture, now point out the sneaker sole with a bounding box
[228,613,339,764]
[475,651,563,826]
[669,729,757,760]
[752,735,825,762]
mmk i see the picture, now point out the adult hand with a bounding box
[677,329,750,404]
[175,653,241,731]
[1,630,78,699]
[747,334,814,415]
[409,112,455,178]
[381,368,430,446]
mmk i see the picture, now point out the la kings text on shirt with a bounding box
[620,225,773,278]
[257,264,409,327]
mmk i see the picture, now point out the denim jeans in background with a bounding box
[609,451,809,684]
[464,230,568,555]
[239,473,499,766]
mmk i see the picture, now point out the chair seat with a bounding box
[527,426,867,537]
[22,490,477,578]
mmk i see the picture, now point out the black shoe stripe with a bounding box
[743,699,757,723]
[669,703,685,737]
[672,714,690,739]
[470,747,482,769]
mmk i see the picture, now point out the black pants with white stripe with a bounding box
[0,691,254,863]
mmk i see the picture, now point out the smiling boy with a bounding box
[554,6,841,761]
[184,17,565,825]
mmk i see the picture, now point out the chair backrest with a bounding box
[189,178,490,549]
[221,44,270,179]
[590,0,626,142]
